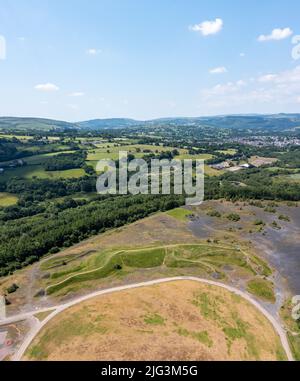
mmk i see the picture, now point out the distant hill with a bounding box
[1,114,300,132]
[77,118,141,129]
[0,117,77,132]
[196,114,300,130]
[78,114,300,130]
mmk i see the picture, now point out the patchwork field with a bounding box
[24,280,286,361]
[86,143,187,162]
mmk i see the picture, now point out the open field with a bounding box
[217,149,237,155]
[86,143,187,161]
[23,150,77,165]
[24,280,286,361]
[273,173,300,184]
[42,242,267,296]
[177,153,213,160]
[0,192,18,206]
[0,134,33,141]
[165,207,193,221]
[249,156,278,167]
[34,205,272,298]
[205,164,225,176]
[0,165,86,182]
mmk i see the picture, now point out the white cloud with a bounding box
[69,92,85,97]
[258,27,293,41]
[258,66,300,84]
[240,52,245,57]
[86,48,101,55]
[199,66,300,112]
[189,18,223,36]
[209,66,227,74]
[35,83,59,92]
[258,74,278,83]
[201,81,246,98]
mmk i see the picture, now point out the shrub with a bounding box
[278,214,290,222]
[49,247,60,254]
[227,213,240,222]
[207,209,221,218]
[7,283,19,294]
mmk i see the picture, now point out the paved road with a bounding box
[0,276,294,361]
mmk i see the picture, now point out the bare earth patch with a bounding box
[24,280,286,361]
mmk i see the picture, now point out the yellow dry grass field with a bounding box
[24,280,286,361]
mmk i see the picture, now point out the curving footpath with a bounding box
[0,276,294,361]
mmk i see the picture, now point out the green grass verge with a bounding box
[246,278,275,302]
[44,244,272,297]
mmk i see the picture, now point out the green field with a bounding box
[217,149,237,155]
[86,145,213,163]
[0,165,86,182]
[177,153,213,161]
[204,164,225,176]
[0,192,18,206]
[24,151,77,165]
[166,208,193,221]
[86,144,187,162]
[42,243,272,296]
[273,173,300,184]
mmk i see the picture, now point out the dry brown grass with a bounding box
[25,280,286,361]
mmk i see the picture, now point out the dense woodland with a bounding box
[0,194,184,276]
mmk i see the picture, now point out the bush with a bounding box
[207,209,221,218]
[227,213,240,222]
[253,219,264,226]
[278,214,290,222]
[6,283,19,294]
[49,247,60,254]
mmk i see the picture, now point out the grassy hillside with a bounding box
[0,117,77,132]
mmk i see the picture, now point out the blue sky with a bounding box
[0,0,300,121]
